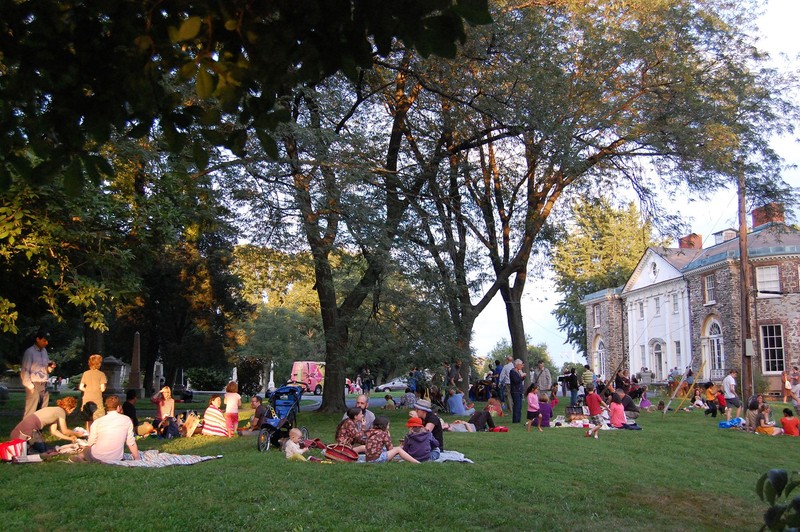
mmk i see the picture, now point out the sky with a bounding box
[470,0,800,368]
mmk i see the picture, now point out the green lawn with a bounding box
[0,392,791,531]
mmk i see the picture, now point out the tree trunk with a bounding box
[500,272,529,382]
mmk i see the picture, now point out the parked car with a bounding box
[375,377,408,392]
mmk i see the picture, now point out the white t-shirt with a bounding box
[87,411,136,462]
[723,374,737,399]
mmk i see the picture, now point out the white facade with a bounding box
[622,249,693,380]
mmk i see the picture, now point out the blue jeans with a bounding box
[570,389,578,406]
[511,392,523,423]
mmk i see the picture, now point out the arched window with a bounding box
[593,339,607,380]
[706,320,725,380]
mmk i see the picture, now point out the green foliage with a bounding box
[186,367,229,391]
[0,0,490,191]
[755,469,800,530]
[552,198,659,356]
[234,357,263,397]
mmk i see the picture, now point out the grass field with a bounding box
[0,391,792,531]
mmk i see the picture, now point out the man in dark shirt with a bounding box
[413,399,443,455]
[122,389,154,436]
[615,388,640,420]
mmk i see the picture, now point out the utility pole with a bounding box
[738,169,754,398]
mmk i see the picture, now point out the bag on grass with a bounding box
[490,426,508,432]
[323,444,358,462]
[0,439,27,461]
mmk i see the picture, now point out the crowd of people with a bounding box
[9,328,799,465]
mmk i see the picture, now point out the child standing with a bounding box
[364,416,419,463]
[525,384,541,432]
[283,427,309,460]
[224,381,242,437]
[584,385,608,438]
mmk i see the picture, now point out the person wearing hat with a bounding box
[412,399,444,454]
[21,330,55,418]
[402,415,439,462]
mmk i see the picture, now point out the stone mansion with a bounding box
[581,204,800,394]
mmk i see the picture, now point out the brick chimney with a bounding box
[679,233,702,249]
[752,203,784,228]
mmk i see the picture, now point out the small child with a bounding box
[382,394,397,410]
[402,416,439,462]
[525,383,541,432]
[584,385,607,439]
[639,386,654,412]
[716,389,727,416]
[550,385,559,411]
[364,416,419,463]
[283,427,309,461]
[224,381,242,437]
[538,394,553,428]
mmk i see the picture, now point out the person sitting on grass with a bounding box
[334,407,367,454]
[240,395,268,436]
[780,408,799,436]
[446,387,475,416]
[151,385,175,428]
[283,427,309,461]
[122,389,155,437]
[382,394,396,410]
[538,393,553,428]
[11,396,80,451]
[402,416,439,462]
[364,416,419,463]
[399,388,417,408]
[609,393,627,429]
[201,395,229,437]
[486,393,504,417]
[755,404,782,436]
[72,395,140,463]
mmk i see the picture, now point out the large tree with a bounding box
[392,0,797,370]
[551,198,660,357]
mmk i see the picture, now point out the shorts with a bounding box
[368,450,388,463]
[726,397,741,408]
[589,414,603,425]
[526,410,540,421]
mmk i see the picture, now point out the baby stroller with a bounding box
[257,385,309,452]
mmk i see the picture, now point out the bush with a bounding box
[756,469,800,530]
[186,367,228,391]
[235,357,263,397]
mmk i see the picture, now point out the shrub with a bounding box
[756,469,800,530]
[186,367,228,391]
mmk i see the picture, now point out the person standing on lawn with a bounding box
[509,359,525,424]
[584,385,608,439]
[79,354,107,420]
[722,369,742,422]
[20,331,55,419]
[566,367,580,407]
[498,356,514,411]
[532,360,552,392]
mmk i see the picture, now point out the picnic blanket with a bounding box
[434,450,473,463]
[105,449,222,468]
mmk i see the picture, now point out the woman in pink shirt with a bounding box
[609,394,627,428]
